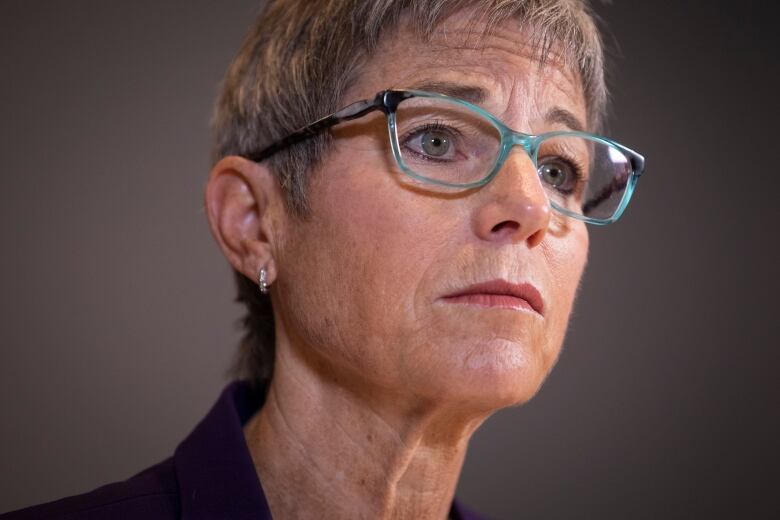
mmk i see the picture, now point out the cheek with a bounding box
[540,223,589,359]
[274,163,450,384]
[274,151,589,406]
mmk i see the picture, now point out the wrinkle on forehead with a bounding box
[361,17,587,132]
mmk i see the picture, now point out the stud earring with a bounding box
[258,267,269,294]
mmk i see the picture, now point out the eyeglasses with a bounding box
[245,89,645,225]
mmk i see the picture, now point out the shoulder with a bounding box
[1,458,180,520]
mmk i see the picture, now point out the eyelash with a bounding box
[538,151,588,195]
[399,121,463,162]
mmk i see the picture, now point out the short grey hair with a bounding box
[211,0,607,388]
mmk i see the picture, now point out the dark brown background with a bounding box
[1,1,777,518]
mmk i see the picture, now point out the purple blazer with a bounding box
[2,381,486,519]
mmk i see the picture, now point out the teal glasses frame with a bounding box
[245,89,646,225]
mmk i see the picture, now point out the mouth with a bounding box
[440,279,545,316]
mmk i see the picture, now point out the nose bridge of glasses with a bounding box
[506,131,536,158]
[492,131,554,206]
[496,134,544,192]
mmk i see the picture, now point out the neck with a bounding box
[243,345,491,519]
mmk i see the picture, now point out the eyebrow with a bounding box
[403,80,586,132]
[544,107,585,133]
[405,80,488,104]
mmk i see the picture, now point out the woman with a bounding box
[2,0,643,518]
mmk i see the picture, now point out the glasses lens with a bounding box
[394,96,501,186]
[537,134,633,221]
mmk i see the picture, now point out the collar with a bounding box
[174,381,272,519]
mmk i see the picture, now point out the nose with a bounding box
[471,151,551,247]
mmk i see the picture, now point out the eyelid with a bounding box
[405,121,462,135]
[538,154,587,193]
[399,122,465,150]
[399,123,465,162]
[540,153,587,177]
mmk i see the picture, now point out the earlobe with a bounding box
[204,156,281,284]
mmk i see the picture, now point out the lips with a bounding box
[441,279,545,316]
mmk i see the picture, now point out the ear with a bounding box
[204,156,284,286]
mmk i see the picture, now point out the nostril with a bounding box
[474,197,550,246]
[490,220,520,239]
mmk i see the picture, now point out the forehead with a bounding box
[350,10,587,130]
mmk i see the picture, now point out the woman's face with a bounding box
[272,13,589,412]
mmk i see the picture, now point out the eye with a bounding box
[420,130,450,157]
[401,124,460,161]
[538,158,581,194]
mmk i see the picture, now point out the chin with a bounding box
[417,338,553,412]
[470,340,550,408]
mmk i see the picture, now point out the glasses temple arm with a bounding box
[245,93,386,163]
